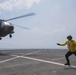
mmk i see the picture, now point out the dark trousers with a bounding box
[65,51,76,64]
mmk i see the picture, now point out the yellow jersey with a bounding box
[60,40,76,52]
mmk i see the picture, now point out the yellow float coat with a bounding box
[60,40,76,52]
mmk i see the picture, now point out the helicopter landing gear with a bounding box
[0,38,2,40]
[9,34,12,38]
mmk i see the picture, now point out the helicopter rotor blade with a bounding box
[5,13,35,21]
[12,23,30,30]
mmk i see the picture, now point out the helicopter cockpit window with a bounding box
[1,21,11,27]
[3,22,11,26]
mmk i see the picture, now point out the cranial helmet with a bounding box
[67,35,72,40]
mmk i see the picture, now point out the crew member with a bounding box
[57,35,76,66]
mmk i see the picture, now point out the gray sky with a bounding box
[0,0,76,49]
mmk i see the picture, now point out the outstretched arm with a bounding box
[57,42,67,46]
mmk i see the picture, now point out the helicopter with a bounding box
[0,13,35,40]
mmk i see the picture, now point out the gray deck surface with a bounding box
[0,49,76,75]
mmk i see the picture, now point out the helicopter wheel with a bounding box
[0,38,2,40]
[9,34,12,38]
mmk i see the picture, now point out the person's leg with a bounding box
[65,51,72,65]
[73,51,76,56]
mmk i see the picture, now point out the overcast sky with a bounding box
[0,0,76,49]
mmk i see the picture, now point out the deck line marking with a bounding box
[11,54,65,66]
[11,50,42,56]
[1,53,76,68]
[0,56,19,64]
[14,55,65,66]
[19,56,76,68]
[0,50,42,64]
[25,50,42,55]
[21,56,65,66]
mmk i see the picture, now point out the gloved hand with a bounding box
[57,43,61,45]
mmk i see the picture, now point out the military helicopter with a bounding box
[0,13,35,40]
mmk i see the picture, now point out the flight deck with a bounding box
[0,49,76,75]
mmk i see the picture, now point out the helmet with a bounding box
[67,35,72,40]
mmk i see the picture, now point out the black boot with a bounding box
[64,63,70,66]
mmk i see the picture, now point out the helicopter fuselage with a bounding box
[0,21,14,39]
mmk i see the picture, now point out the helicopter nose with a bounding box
[8,26,14,33]
[10,26,14,30]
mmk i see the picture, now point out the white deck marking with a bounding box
[0,56,19,64]
[11,50,42,56]
[0,50,76,68]
[19,56,65,66]
[20,56,76,68]
[25,50,42,55]
[0,50,41,64]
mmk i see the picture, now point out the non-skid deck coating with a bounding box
[0,49,76,75]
